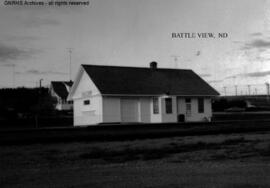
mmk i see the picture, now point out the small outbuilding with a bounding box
[50,81,73,111]
[68,62,219,126]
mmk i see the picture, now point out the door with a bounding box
[176,97,186,122]
[121,98,139,122]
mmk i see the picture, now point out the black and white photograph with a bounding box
[1,0,270,187]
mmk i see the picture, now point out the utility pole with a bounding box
[235,85,238,96]
[67,48,73,81]
[35,78,43,129]
[266,82,270,100]
[223,86,227,96]
[39,78,43,89]
[248,85,251,95]
[11,64,15,88]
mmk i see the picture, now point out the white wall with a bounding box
[72,71,100,99]
[139,98,151,123]
[74,96,102,126]
[177,97,212,122]
[73,71,102,126]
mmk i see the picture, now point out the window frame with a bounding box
[153,97,159,114]
[165,98,173,114]
[185,98,192,117]
[83,99,90,105]
[198,98,204,113]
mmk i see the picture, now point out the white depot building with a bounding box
[68,62,219,126]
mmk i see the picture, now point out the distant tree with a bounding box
[0,87,57,119]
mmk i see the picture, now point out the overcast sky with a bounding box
[1,0,270,94]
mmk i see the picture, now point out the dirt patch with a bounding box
[78,137,256,163]
[2,132,270,187]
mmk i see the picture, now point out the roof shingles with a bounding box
[82,65,219,96]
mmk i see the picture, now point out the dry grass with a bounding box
[1,132,270,187]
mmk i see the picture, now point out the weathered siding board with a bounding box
[140,98,151,123]
[120,98,139,122]
[74,96,103,126]
[102,97,121,123]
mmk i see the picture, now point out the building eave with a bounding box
[101,94,219,97]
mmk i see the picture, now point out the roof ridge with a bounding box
[81,64,192,71]
[51,81,72,83]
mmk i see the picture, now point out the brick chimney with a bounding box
[150,61,157,70]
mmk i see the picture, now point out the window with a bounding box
[153,97,159,114]
[198,98,204,113]
[185,98,191,117]
[84,100,90,105]
[165,98,173,114]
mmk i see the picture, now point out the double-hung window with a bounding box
[165,98,173,114]
[153,97,159,114]
[185,98,191,117]
[84,100,90,105]
[198,98,204,113]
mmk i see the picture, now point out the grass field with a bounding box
[1,132,270,187]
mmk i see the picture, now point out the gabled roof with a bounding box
[64,81,73,87]
[80,64,219,96]
[51,81,73,99]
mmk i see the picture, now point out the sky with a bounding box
[1,0,270,95]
